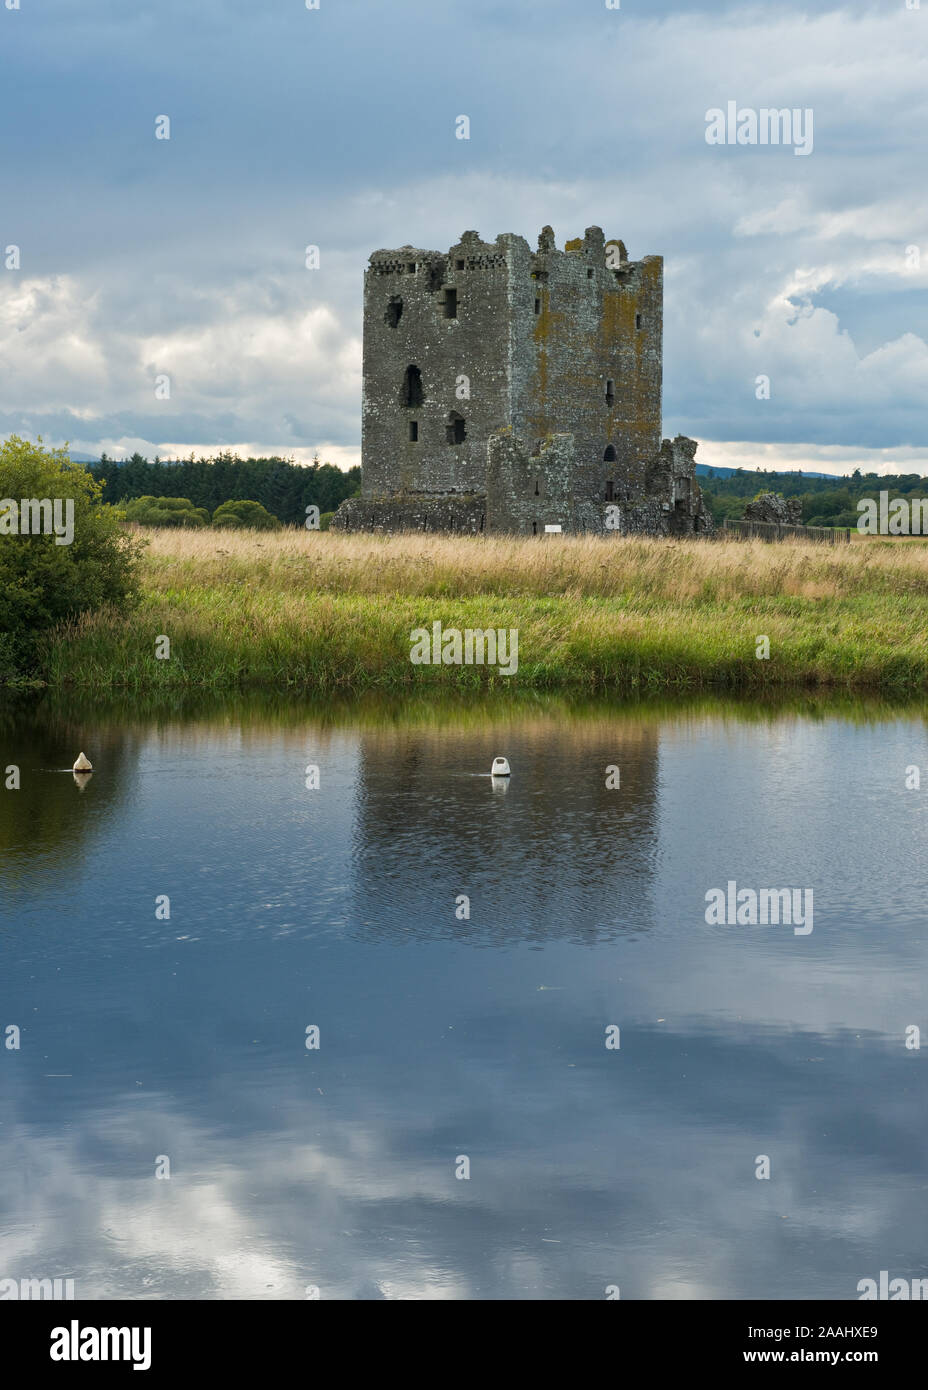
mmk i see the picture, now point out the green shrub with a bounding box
[212,499,281,530]
[123,496,210,527]
[319,511,334,531]
[0,436,142,682]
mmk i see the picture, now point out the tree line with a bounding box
[89,451,361,526]
[700,467,928,528]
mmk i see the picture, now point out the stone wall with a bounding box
[335,226,710,538]
[514,226,662,503]
[331,494,485,534]
[486,431,583,534]
[743,492,803,526]
[361,231,514,498]
[644,436,714,535]
[336,430,712,537]
[360,225,662,509]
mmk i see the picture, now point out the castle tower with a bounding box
[335,226,707,535]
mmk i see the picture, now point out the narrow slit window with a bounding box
[534,479,540,496]
[409,421,418,442]
[534,298,541,314]
[385,296,403,328]
[605,480,614,501]
[635,312,642,330]
[587,269,594,280]
[443,287,458,319]
[605,379,615,406]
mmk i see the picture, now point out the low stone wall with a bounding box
[332,494,486,533]
[612,499,671,535]
[333,490,714,537]
[601,498,713,537]
[743,493,804,526]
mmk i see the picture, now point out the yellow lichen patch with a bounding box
[532,287,553,408]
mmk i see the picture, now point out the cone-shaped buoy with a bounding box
[73,752,92,772]
[491,756,510,777]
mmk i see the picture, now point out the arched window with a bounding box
[603,444,616,463]
[446,410,466,444]
[402,365,423,407]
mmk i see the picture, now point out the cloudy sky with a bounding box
[1,0,926,475]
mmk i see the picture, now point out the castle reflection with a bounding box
[347,711,662,944]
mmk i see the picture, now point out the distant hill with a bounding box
[695,463,834,481]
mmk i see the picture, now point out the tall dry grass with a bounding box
[39,528,928,693]
[137,526,928,602]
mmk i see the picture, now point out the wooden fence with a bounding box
[723,518,852,544]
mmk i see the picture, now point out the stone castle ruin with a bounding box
[333,226,711,536]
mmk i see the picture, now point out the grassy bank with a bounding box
[39,528,928,694]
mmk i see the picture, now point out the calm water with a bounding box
[1,693,927,1300]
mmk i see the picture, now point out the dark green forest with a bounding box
[85,453,928,532]
[89,452,361,526]
[699,467,928,528]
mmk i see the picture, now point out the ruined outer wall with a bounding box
[486,432,582,535]
[361,232,515,498]
[512,227,662,504]
[332,494,484,533]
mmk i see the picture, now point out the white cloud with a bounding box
[697,441,928,476]
[1,2,927,467]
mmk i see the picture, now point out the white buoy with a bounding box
[73,752,92,772]
[491,756,510,777]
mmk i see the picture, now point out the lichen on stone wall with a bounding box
[336,226,711,538]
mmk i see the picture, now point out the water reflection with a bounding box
[0,690,927,1299]
[349,713,660,944]
[0,700,140,898]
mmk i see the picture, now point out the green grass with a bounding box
[34,524,928,694]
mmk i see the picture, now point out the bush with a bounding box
[0,436,142,682]
[123,496,210,527]
[319,511,334,531]
[211,499,281,530]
